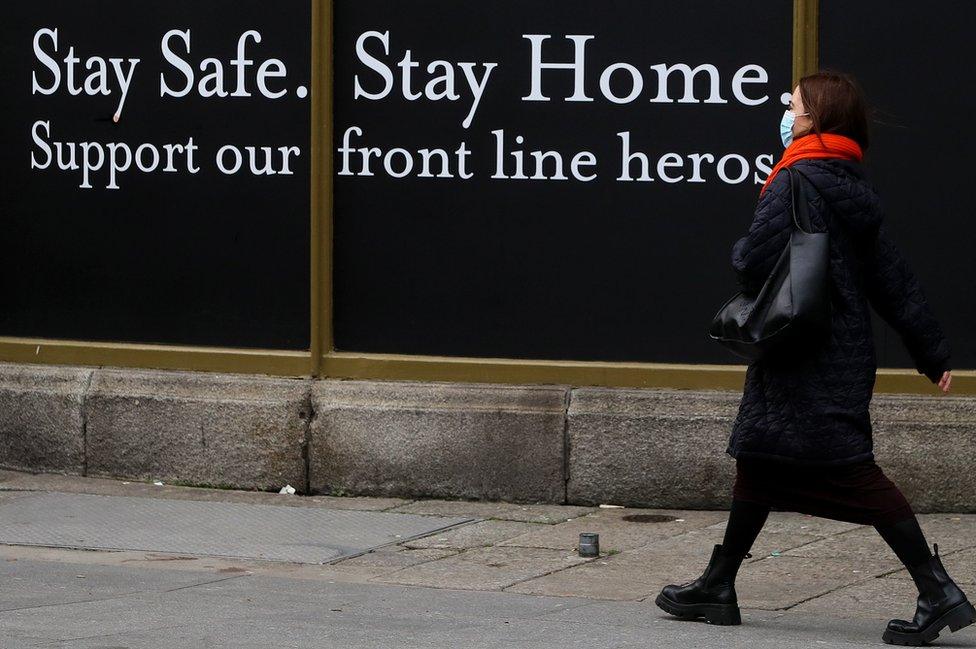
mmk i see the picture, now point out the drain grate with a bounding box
[0,491,473,564]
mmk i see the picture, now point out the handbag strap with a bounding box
[786,167,816,234]
[791,163,870,270]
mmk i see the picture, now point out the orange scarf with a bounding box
[760,133,863,196]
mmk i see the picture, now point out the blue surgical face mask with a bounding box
[780,109,809,147]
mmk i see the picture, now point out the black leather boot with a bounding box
[883,544,976,646]
[655,543,748,625]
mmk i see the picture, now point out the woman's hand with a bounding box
[938,370,952,394]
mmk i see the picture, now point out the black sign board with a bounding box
[821,1,975,369]
[332,0,793,363]
[0,0,311,349]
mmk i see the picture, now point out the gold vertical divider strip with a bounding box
[314,0,335,374]
[793,0,820,84]
[309,0,325,375]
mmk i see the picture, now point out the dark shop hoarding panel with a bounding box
[821,1,976,370]
[332,0,793,363]
[0,1,310,349]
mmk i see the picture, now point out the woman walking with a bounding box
[655,71,975,646]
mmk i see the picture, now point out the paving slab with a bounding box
[790,577,925,620]
[387,498,596,524]
[691,518,827,559]
[0,491,36,504]
[0,492,471,564]
[0,543,413,588]
[0,555,213,613]
[0,469,411,511]
[305,494,413,511]
[784,515,976,566]
[735,555,895,610]
[707,511,862,537]
[635,526,824,564]
[499,508,728,552]
[914,514,976,547]
[507,526,823,601]
[505,553,660,600]
[375,546,592,591]
[783,526,903,567]
[3,468,976,647]
[403,520,542,550]
[0,557,926,649]
[323,547,461,580]
[534,598,787,629]
[883,546,976,585]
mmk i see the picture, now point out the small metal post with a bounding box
[578,532,600,557]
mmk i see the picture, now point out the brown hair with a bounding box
[798,70,870,150]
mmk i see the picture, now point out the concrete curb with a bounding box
[566,387,740,508]
[1,362,974,511]
[871,394,976,512]
[310,379,568,502]
[0,363,91,474]
[84,368,309,491]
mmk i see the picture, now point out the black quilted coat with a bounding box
[726,158,951,466]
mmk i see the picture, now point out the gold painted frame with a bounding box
[316,0,972,395]
[2,0,971,395]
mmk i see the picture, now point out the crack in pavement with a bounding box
[776,573,882,612]
[0,573,251,615]
[33,622,190,646]
[0,590,145,614]
[161,572,251,593]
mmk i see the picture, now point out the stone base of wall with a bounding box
[310,380,567,502]
[565,388,740,509]
[2,362,973,512]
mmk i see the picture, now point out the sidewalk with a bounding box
[1,469,974,648]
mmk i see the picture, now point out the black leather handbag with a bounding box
[708,167,831,362]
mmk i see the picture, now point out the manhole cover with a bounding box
[621,514,677,524]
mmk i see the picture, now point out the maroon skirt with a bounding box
[732,457,915,526]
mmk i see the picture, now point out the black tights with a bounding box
[876,516,933,568]
[721,499,770,557]
[721,499,932,569]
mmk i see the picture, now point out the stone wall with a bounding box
[1,362,973,512]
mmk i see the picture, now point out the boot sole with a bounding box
[882,599,976,646]
[654,592,742,626]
